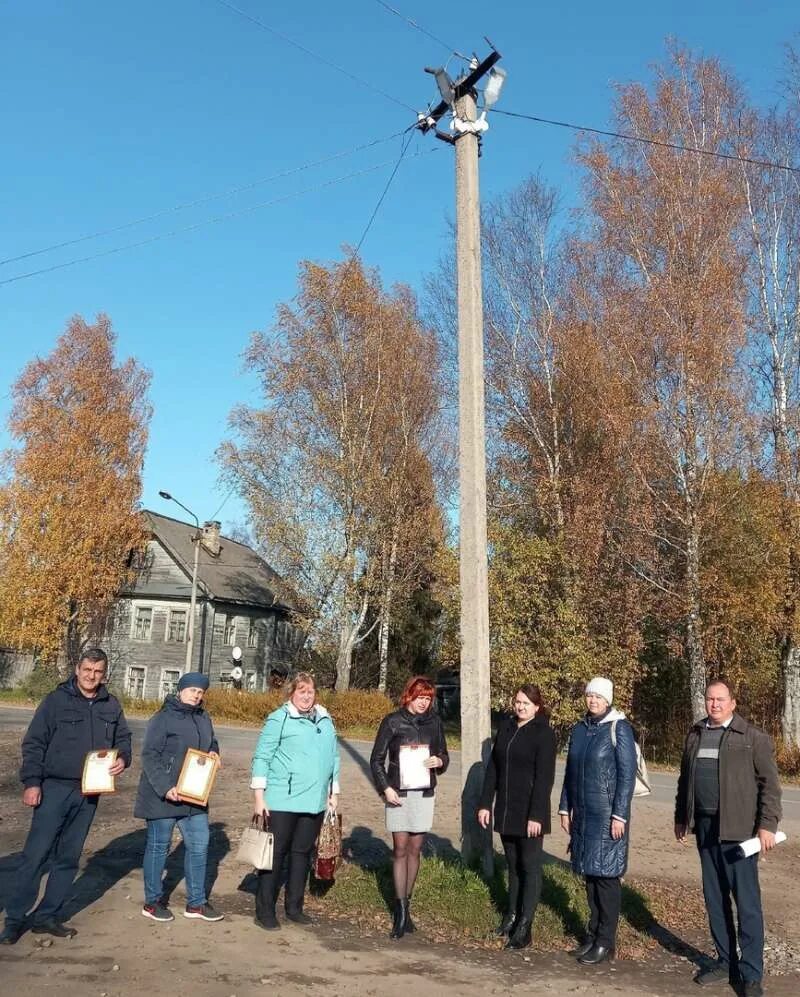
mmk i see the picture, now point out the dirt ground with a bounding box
[0,714,798,997]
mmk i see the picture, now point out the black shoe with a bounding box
[0,924,24,945]
[390,899,407,940]
[694,963,730,986]
[404,900,416,934]
[578,944,614,965]
[570,937,596,958]
[285,910,312,925]
[496,912,517,937]
[254,912,280,930]
[31,920,77,938]
[742,982,763,997]
[505,917,532,950]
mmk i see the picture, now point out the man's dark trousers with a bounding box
[4,780,98,926]
[695,814,764,983]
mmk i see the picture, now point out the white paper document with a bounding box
[737,830,787,858]
[399,744,431,791]
[82,749,117,795]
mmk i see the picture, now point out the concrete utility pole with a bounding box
[419,48,505,866]
[454,87,492,865]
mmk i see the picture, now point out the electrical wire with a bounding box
[214,0,417,113]
[0,129,410,269]
[370,1,466,61]
[493,108,800,175]
[0,146,439,288]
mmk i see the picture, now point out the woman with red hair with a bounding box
[369,676,449,939]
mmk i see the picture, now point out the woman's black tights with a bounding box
[391,831,425,899]
[501,833,544,922]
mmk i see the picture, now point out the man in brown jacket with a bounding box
[674,680,782,997]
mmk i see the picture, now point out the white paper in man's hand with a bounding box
[737,830,786,858]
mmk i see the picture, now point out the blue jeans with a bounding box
[143,813,209,907]
[4,779,97,927]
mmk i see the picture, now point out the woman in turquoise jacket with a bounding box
[250,672,340,930]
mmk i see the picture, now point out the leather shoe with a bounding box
[694,963,729,986]
[285,910,312,925]
[496,912,517,937]
[577,944,614,965]
[505,917,532,950]
[742,983,763,997]
[253,913,280,930]
[31,920,77,938]
[0,924,24,945]
[570,937,596,958]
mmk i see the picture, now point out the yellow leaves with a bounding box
[0,315,151,665]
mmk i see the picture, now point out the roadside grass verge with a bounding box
[307,852,703,960]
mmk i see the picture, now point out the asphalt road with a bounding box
[1,704,799,818]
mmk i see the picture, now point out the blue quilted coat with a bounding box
[558,709,637,878]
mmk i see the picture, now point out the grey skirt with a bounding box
[385,790,435,834]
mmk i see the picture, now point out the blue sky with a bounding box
[1,1,798,532]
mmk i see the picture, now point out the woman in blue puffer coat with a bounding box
[558,676,636,965]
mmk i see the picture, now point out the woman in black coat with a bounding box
[478,684,557,950]
[369,675,449,940]
[134,672,223,924]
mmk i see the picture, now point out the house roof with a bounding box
[139,510,301,612]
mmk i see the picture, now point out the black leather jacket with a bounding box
[369,708,449,798]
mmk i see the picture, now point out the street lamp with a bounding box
[159,490,201,672]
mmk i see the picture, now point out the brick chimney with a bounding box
[201,520,222,557]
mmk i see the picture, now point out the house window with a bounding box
[248,620,258,648]
[219,670,231,687]
[160,669,181,698]
[133,607,153,641]
[224,614,236,645]
[126,666,146,699]
[167,609,187,643]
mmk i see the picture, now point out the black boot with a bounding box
[390,899,407,939]
[505,917,532,950]
[404,898,416,933]
[570,935,595,957]
[495,911,517,937]
[577,943,614,965]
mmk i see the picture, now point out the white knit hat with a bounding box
[585,676,613,705]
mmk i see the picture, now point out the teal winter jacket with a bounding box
[250,702,340,814]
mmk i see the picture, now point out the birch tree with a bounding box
[740,66,800,744]
[0,315,151,666]
[580,47,750,720]
[220,257,442,691]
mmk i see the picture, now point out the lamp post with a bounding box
[159,490,201,672]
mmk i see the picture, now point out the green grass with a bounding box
[308,852,682,958]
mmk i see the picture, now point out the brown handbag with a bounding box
[314,809,342,881]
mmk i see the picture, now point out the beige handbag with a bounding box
[236,812,274,870]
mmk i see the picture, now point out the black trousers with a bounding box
[500,834,544,923]
[255,810,324,921]
[695,814,764,984]
[585,875,622,948]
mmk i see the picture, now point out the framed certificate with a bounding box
[82,749,118,795]
[399,743,431,790]
[176,749,219,806]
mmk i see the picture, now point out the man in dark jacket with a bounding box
[0,648,131,945]
[674,680,782,996]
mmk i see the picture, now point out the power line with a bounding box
[0,130,410,269]
[214,0,417,114]
[0,147,438,288]
[494,108,800,175]
[371,1,466,61]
